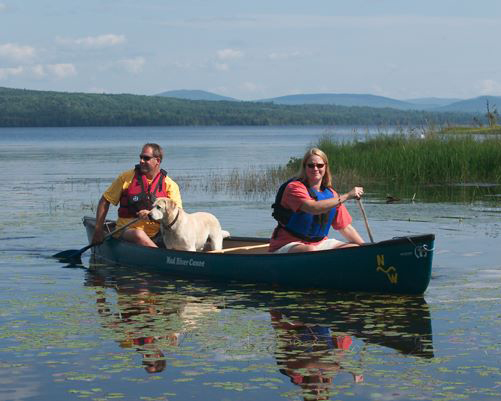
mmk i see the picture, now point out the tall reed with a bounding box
[312,133,501,185]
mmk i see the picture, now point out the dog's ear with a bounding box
[165,198,178,211]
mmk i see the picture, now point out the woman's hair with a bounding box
[297,148,332,188]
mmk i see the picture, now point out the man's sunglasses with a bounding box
[139,154,156,161]
[306,163,325,169]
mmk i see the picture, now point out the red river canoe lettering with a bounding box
[166,256,205,267]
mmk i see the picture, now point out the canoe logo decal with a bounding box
[166,256,205,268]
[376,254,398,284]
[414,244,433,259]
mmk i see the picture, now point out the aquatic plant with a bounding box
[307,132,501,186]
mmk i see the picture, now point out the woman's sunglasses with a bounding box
[306,163,325,169]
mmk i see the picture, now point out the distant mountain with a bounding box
[438,96,501,113]
[257,93,423,110]
[404,97,462,109]
[156,89,237,102]
[0,86,477,127]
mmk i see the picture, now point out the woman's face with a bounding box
[305,154,326,185]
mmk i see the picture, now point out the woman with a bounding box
[269,148,365,253]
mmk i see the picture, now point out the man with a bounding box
[91,143,182,247]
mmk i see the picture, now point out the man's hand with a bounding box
[91,227,105,245]
[137,209,151,220]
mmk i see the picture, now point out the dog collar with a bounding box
[163,209,180,230]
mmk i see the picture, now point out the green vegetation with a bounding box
[441,126,501,135]
[309,133,501,186]
[195,130,500,203]
[0,86,479,127]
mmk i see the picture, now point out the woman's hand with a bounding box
[348,186,364,200]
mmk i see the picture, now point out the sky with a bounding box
[2,0,501,100]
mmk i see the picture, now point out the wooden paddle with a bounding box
[357,198,374,243]
[53,217,141,263]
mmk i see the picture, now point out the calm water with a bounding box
[0,127,500,401]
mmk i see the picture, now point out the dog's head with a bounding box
[150,197,178,222]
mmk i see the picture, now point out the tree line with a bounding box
[0,86,481,127]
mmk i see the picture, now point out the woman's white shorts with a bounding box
[273,238,345,254]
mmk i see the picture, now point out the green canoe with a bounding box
[83,216,434,294]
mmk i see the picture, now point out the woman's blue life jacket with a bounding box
[271,178,338,242]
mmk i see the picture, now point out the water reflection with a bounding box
[84,258,434,399]
[271,310,363,400]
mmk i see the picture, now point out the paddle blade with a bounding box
[53,236,105,263]
[52,242,94,263]
[52,249,84,263]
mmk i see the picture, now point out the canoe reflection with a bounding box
[84,259,433,387]
[271,310,364,400]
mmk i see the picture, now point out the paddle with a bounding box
[356,198,374,243]
[53,217,141,263]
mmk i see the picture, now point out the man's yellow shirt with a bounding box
[103,169,182,238]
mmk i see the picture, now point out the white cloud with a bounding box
[478,79,501,95]
[0,66,24,79]
[31,64,46,78]
[268,51,301,61]
[0,3,6,12]
[46,63,77,78]
[88,87,107,94]
[242,82,258,92]
[0,63,77,80]
[56,34,126,49]
[118,57,145,74]
[241,82,266,96]
[216,48,243,60]
[0,43,36,62]
[215,62,229,71]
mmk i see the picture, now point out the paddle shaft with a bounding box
[357,199,374,243]
[93,217,142,246]
[54,217,141,260]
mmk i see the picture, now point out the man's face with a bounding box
[139,146,160,175]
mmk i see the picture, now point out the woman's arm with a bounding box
[299,187,364,215]
[338,224,365,245]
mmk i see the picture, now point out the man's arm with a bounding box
[91,196,110,244]
[166,177,183,208]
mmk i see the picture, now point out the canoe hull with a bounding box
[83,217,434,294]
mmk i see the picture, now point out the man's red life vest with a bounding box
[118,165,168,218]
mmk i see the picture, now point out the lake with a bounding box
[0,126,500,401]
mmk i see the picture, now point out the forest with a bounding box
[0,87,480,127]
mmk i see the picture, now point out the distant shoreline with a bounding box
[0,86,481,128]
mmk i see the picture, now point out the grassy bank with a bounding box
[200,132,499,202]
[306,133,501,186]
[440,126,501,135]
[193,131,500,203]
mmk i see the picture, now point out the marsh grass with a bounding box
[197,129,500,204]
[313,132,501,185]
[205,165,294,196]
[441,126,501,135]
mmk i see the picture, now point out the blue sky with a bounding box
[1,0,501,100]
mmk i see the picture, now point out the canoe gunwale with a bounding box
[82,216,434,294]
[82,216,434,258]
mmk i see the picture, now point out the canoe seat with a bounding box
[208,242,269,254]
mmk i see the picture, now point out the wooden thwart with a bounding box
[207,243,269,254]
